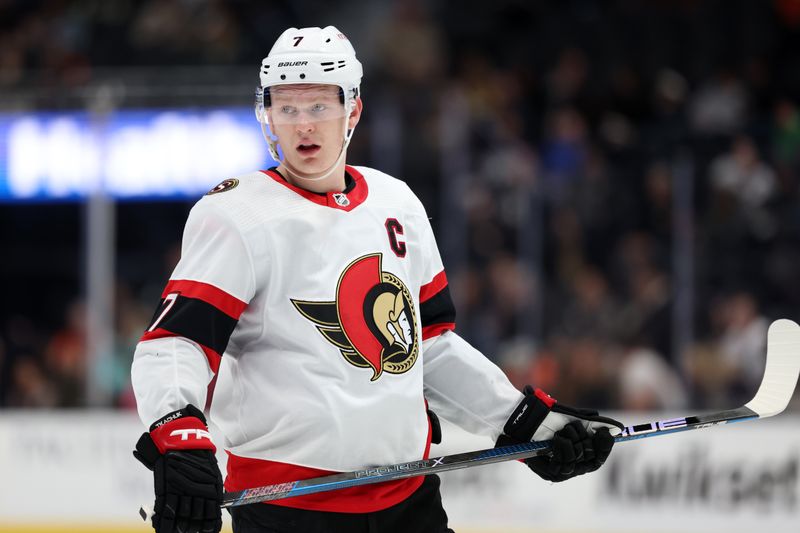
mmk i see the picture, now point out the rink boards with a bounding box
[0,411,797,533]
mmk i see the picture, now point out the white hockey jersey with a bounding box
[131,165,523,512]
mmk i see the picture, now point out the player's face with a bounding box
[267,84,357,174]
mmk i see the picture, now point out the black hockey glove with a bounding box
[496,386,624,483]
[133,405,223,533]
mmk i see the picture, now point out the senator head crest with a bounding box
[291,253,418,381]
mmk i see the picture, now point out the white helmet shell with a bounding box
[259,26,362,100]
[254,26,362,180]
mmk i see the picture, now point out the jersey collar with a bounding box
[262,166,368,212]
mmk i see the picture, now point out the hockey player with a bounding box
[131,26,624,533]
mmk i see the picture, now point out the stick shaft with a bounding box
[136,404,762,520]
[223,405,760,507]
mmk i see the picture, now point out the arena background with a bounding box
[1,1,799,532]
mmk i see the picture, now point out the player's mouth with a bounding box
[296,143,321,157]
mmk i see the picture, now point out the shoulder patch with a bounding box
[207,178,239,195]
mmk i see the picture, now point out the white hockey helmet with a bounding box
[258,25,362,101]
[255,26,363,172]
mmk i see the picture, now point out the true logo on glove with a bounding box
[170,428,213,441]
[512,404,529,425]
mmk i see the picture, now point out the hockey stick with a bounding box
[140,318,800,519]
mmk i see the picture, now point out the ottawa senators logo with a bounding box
[206,178,238,195]
[291,253,418,381]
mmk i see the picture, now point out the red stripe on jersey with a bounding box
[225,454,424,513]
[421,322,455,341]
[140,328,222,374]
[343,165,369,208]
[163,279,247,319]
[261,165,368,211]
[419,271,448,303]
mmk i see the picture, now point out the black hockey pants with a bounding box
[229,474,455,533]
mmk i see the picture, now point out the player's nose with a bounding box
[295,119,315,134]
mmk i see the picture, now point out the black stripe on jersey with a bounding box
[292,300,339,326]
[152,295,238,355]
[420,285,456,327]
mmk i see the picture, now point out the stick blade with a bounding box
[744,318,800,418]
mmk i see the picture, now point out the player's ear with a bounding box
[348,97,363,130]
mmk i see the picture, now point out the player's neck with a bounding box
[278,160,347,194]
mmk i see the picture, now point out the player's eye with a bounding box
[310,103,327,114]
[280,106,297,115]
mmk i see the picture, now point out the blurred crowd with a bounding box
[2,0,800,413]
